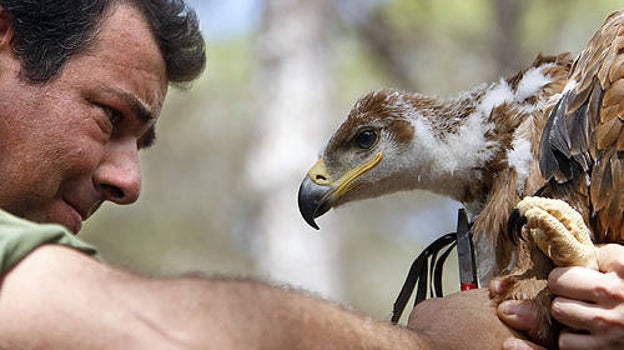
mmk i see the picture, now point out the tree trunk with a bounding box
[492,0,525,75]
[244,0,344,300]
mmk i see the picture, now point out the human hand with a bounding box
[489,279,546,350]
[407,289,519,349]
[547,243,624,349]
[492,244,624,349]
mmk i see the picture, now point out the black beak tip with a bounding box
[304,214,320,230]
[297,181,322,230]
[297,176,334,230]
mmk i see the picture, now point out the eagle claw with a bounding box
[511,196,597,268]
[495,196,599,347]
[507,208,528,245]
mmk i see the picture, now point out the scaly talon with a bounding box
[514,196,598,269]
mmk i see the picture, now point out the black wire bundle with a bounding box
[390,209,475,324]
[390,232,458,323]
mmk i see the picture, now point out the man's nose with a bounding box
[94,140,142,205]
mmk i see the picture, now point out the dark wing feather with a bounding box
[539,10,624,242]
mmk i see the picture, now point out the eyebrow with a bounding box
[99,86,155,123]
[96,85,157,148]
[139,125,156,149]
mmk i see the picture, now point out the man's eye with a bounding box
[101,106,123,125]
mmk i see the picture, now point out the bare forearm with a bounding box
[162,277,432,349]
[221,280,430,348]
[0,245,430,349]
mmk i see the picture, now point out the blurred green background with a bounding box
[82,0,620,322]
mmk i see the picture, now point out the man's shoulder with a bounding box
[0,208,98,275]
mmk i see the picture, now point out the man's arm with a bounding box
[0,245,513,349]
[0,245,429,349]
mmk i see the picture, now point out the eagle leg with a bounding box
[515,196,597,269]
[494,196,599,348]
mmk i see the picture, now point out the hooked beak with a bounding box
[297,153,382,230]
[298,175,332,230]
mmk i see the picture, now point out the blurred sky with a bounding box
[188,0,391,40]
[187,0,261,40]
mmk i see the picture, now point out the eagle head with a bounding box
[298,89,426,229]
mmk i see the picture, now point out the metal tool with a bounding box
[456,209,477,290]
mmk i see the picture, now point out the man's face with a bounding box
[0,5,167,233]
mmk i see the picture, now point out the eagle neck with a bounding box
[407,86,499,205]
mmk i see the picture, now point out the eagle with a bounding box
[499,9,624,346]
[298,9,624,348]
[298,52,571,285]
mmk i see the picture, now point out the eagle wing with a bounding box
[539,10,624,241]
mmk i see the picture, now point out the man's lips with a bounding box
[63,198,89,221]
[61,203,83,233]
[61,198,94,233]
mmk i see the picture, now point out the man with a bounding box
[0,1,513,348]
[0,1,612,349]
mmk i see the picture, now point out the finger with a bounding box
[489,276,514,298]
[498,300,540,332]
[489,278,502,297]
[503,337,546,350]
[549,267,609,302]
[598,244,624,276]
[551,297,601,331]
[558,331,601,350]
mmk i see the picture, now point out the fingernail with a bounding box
[490,279,503,294]
[500,300,518,316]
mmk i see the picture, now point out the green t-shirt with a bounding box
[0,209,98,274]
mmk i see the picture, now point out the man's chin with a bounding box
[5,204,83,234]
[44,205,83,234]
[60,210,83,234]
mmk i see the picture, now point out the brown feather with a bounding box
[601,79,624,108]
[539,10,624,243]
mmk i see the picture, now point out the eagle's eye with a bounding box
[354,129,377,149]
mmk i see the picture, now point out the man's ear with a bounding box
[0,7,14,49]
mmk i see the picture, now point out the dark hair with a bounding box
[126,0,206,87]
[0,0,205,85]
